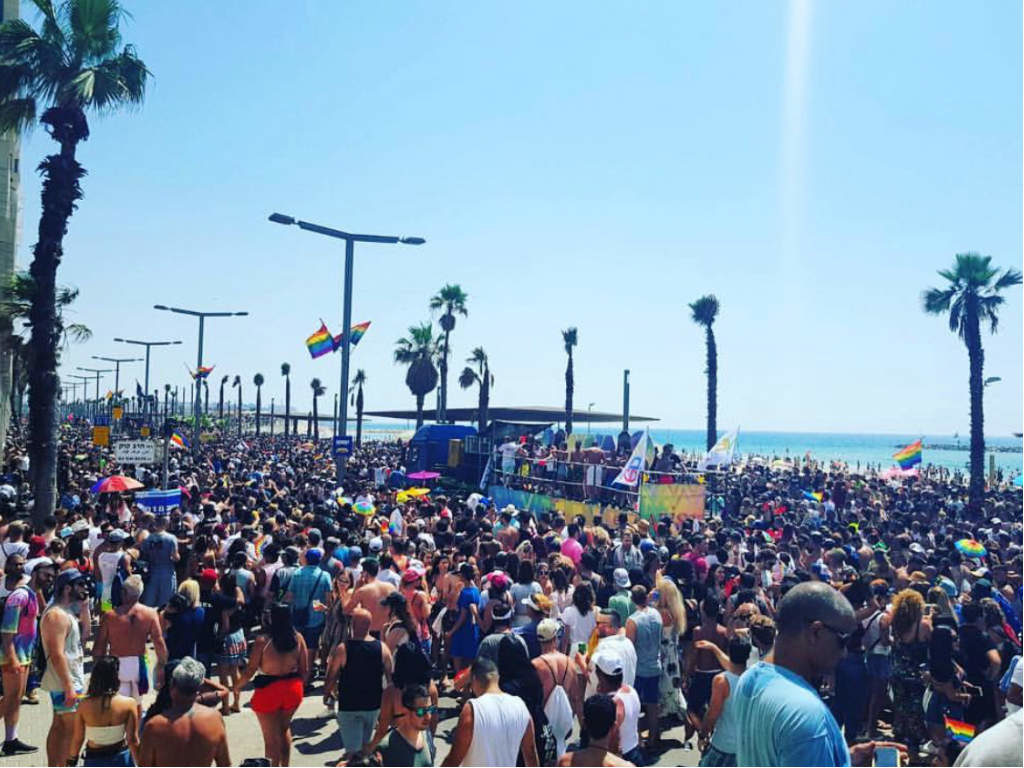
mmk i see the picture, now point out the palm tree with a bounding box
[280,362,291,438]
[562,328,578,435]
[1,272,90,445]
[0,1,149,522]
[351,369,367,447]
[218,375,228,422]
[689,295,720,451]
[459,347,493,433]
[163,383,170,420]
[923,254,1021,513]
[429,284,468,423]
[394,323,440,430]
[310,377,326,441]
[232,375,242,437]
[253,373,264,435]
[202,379,209,416]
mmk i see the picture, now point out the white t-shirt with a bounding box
[560,604,597,647]
[0,540,29,572]
[463,691,531,767]
[952,709,1023,767]
[500,443,519,463]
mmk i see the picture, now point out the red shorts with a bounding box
[250,677,304,714]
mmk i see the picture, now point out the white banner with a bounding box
[114,440,159,465]
[698,427,740,471]
[612,429,648,487]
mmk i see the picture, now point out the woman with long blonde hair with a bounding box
[655,577,688,721]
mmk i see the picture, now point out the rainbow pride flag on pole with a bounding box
[306,322,335,359]
[170,430,190,450]
[944,716,975,744]
[332,320,371,350]
[191,365,215,380]
[893,439,923,469]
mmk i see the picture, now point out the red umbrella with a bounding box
[90,475,145,494]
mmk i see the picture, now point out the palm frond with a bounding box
[280,362,290,376]
[921,287,955,315]
[458,366,478,389]
[993,269,1023,291]
[63,322,91,345]
[67,0,123,63]
[689,295,720,327]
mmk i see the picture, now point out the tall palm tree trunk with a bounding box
[218,386,224,421]
[440,328,450,422]
[284,378,291,438]
[312,396,320,441]
[965,298,985,514]
[415,393,425,430]
[28,108,88,524]
[564,351,574,435]
[478,365,490,433]
[237,388,242,437]
[705,326,718,451]
[356,386,364,447]
[255,387,262,435]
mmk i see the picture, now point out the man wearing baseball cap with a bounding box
[593,649,644,766]
[40,568,89,765]
[533,618,578,760]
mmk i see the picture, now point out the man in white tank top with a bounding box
[594,650,644,766]
[441,657,538,766]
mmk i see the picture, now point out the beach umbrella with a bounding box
[90,475,144,494]
[406,471,440,481]
[354,500,376,516]
[396,487,431,503]
[954,539,987,558]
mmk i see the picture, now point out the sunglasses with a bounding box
[815,621,851,646]
[411,705,437,717]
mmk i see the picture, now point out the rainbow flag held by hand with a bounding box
[803,490,823,503]
[306,322,335,359]
[893,439,923,469]
[332,321,371,350]
[170,431,190,450]
[944,716,975,743]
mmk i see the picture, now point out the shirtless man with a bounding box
[344,558,395,637]
[558,694,634,767]
[532,619,584,759]
[138,657,230,767]
[94,575,168,703]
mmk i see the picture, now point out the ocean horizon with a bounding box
[358,422,1023,475]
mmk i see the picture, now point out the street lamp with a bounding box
[587,402,595,435]
[114,338,182,416]
[268,211,425,485]
[154,305,248,453]
[77,366,112,418]
[91,355,143,402]
[70,374,92,416]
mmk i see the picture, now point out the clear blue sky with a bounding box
[16,0,1023,434]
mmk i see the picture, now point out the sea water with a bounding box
[360,424,1023,475]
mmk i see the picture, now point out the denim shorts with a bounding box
[49,689,84,715]
[866,653,891,680]
[635,674,660,704]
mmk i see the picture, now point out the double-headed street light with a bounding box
[114,338,183,412]
[268,212,425,486]
[91,355,143,402]
[76,367,113,415]
[70,374,92,414]
[153,305,248,453]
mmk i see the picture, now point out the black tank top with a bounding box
[338,638,383,711]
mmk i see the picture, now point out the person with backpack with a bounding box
[284,548,331,677]
[533,617,584,760]
[140,515,180,609]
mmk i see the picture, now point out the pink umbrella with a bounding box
[90,475,145,494]
[406,471,440,481]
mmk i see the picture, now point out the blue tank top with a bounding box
[631,607,662,677]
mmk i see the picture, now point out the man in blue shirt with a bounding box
[732,581,905,766]
[285,548,331,670]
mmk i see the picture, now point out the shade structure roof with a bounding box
[363,406,657,424]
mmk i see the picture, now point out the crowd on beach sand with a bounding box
[0,418,1021,767]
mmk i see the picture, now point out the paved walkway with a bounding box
[6,674,702,766]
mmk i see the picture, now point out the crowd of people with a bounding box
[0,417,1021,767]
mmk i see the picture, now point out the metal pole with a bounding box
[162,422,170,489]
[623,369,630,434]
[144,345,151,420]
[337,237,354,485]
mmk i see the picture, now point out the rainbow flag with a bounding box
[944,716,975,744]
[332,320,371,350]
[191,365,215,380]
[306,322,335,359]
[170,431,190,450]
[893,439,923,469]
[803,490,823,503]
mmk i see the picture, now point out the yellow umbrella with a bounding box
[396,487,431,503]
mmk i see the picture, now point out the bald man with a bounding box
[323,607,393,761]
[731,581,904,767]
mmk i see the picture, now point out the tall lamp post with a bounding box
[91,355,142,402]
[76,367,112,418]
[153,305,248,454]
[113,337,182,418]
[268,212,424,485]
[70,375,91,418]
